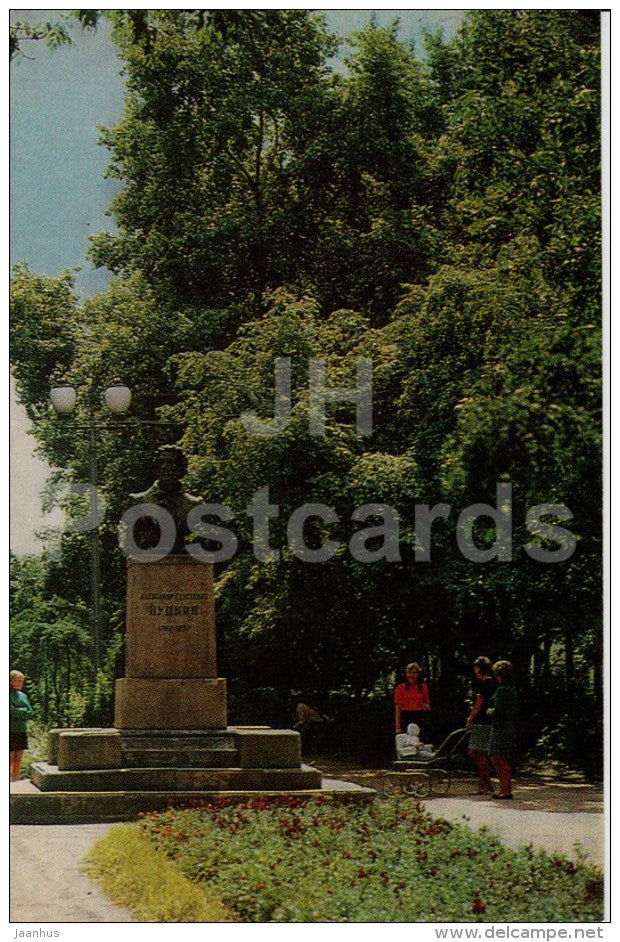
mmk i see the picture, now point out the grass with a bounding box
[83,824,238,922]
[86,795,604,923]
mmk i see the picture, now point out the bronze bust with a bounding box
[126,445,202,555]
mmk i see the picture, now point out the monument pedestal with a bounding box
[115,678,228,729]
[30,725,322,794]
[114,556,229,729]
[24,556,325,814]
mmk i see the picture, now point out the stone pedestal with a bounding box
[114,556,228,730]
[18,554,330,820]
[115,678,227,729]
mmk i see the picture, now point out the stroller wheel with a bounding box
[380,776,398,798]
[430,770,450,796]
[405,774,430,799]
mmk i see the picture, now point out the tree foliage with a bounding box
[10,11,602,769]
[10,18,71,61]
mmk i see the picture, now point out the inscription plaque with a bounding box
[124,557,217,678]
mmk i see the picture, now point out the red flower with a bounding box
[472,898,486,914]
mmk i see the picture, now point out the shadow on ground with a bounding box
[312,757,603,814]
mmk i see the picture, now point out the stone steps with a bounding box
[121,733,237,750]
[29,761,323,793]
[121,732,241,769]
[10,781,376,825]
[119,731,239,768]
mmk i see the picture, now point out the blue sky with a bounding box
[10,10,125,295]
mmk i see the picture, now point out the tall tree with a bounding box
[87,11,339,327]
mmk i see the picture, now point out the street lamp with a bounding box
[49,380,133,672]
[49,384,78,415]
[51,381,132,416]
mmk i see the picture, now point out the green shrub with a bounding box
[84,823,237,922]
[19,722,48,778]
[532,701,603,779]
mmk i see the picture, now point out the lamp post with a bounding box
[49,380,134,673]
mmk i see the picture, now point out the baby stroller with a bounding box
[381,724,469,798]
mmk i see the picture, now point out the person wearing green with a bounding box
[487,660,518,800]
[10,670,34,782]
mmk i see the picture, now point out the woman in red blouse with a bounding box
[394,662,431,739]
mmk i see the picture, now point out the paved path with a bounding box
[325,770,606,869]
[424,794,605,868]
[10,823,133,923]
[9,776,605,923]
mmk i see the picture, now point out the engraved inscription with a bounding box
[140,592,210,633]
[147,604,200,616]
[140,592,210,600]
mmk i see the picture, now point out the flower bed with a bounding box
[137,795,603,922]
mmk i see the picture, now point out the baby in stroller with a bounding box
[395,723,434,760]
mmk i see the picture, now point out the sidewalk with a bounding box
[424,791,605,868]
[10,822,134,922]
[321,766,605,868]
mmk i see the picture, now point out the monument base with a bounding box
[9,550,376,825]
[47,726,305,770]
[10,780,375,825]
[29,761,322,793]
[22,725,325,814]
[114,678,228,729]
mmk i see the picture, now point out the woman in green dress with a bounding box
[487,660,518,799]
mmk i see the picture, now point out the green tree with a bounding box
[10,11,602,769]
[9,555,118,725]
[86,11,339,323]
